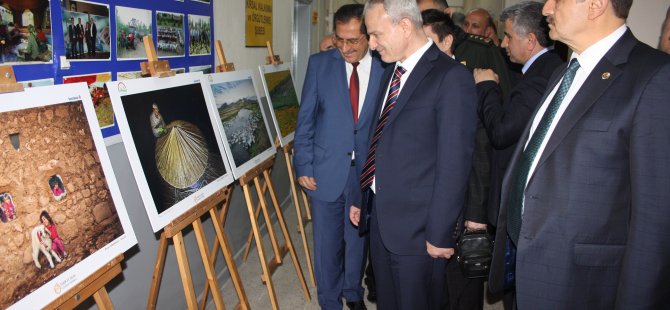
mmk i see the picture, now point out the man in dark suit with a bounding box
[474,2,563,308]
[352,1,476,308]
[68,17,77,58]
[294,4,384,310]
[86,16,97,56]
[489,0,670,308]
[76,17,84,58]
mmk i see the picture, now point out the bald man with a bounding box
[464,8,500,45]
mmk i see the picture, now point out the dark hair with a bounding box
[40,210,54,226]
[501,1,553,47]
[611,0,633,19]
[422,9,456,42]
[417,0,450,10]
[333,4,366,35]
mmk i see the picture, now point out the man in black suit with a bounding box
[352,0,476,308]
[68,17,77,58]
[86,16,97,56]
[76,17,84,57]
[489,0,670,308]
[474,2,563,308]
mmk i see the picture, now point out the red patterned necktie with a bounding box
[360,65,406,189]
[350,62,360,124]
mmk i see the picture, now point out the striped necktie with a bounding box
[360,65,406,189]
[507,59,581,245]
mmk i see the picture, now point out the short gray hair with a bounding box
[500,1,552,47]
[365,0,423,29]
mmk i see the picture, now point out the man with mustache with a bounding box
[489,0,670,308]
[295,4,384,309]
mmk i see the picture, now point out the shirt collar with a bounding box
[571,24,627,74]
[396,38,432,73]
[522,48,549,74]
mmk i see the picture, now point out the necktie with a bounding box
[360,65,406,189]
[350,62,360,124]
[507,59,581,245]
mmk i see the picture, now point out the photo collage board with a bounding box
[3,0,214,145]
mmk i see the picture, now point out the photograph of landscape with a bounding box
[259,64,300,146]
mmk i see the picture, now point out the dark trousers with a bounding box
[311,165,366,310]
[370,198,447,310]
[444,256,485,310]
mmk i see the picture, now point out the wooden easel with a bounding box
[243,42,315,287]
[238,155,310,309]
[140,37,249,310]
[196,40,239,310]
[0,65,123,310]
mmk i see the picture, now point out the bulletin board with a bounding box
[3,0,214,144]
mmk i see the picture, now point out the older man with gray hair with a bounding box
[355,0,477,309]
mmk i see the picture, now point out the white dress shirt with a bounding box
[521,25,627,213]
[346,50,372,118]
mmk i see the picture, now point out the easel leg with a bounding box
[193,218,226,310]
[199,187,248,310]
[253,177,283,264]
[242,183,279,310]
[93,287,114,310]
[148,232,169,310]
[263,170,311,301]
[283,149,316,287]
[174,232,199,309]
[242,175,269,262]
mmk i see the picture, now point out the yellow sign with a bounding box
[246,0,273,47]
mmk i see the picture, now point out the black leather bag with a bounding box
[456,229,493,278]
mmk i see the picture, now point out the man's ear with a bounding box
[526,32,538,51]
[587,0,609,20]
[485,26,494,39]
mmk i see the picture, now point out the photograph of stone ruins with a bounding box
[0,100,124,308]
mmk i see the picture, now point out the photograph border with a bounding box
[258,62,300,147]
[155,10,185,58]
[107,73,235,232]
[0,83,136,310]
[60,0,112,62]
[204,70,276,179]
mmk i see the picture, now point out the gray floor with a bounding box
[213,204,504,309]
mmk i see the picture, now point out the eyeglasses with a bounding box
[333,34,366,47]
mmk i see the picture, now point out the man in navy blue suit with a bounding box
[294,4,384,310]
[351,0,477,308]
[489,0,670,308]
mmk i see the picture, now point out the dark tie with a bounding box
[507,59,581,245]
[360,65,406,189]
[350,62,360,124]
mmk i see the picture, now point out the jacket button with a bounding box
[347,152,352,156]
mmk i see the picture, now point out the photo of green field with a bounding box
[263,69,299,138]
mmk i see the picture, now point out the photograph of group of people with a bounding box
[0,0,52,64]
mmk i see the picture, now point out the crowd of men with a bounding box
[296,0,670,309]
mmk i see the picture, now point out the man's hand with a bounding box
[297,176,317,191]
[426,241,454,259]
[465,220,487,231]
[349,206,361,226]
[473,68,499,84]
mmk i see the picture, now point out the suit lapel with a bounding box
[358,57,383,129]
[385,44,438,127]
[531,31,636,176]
[332,51,356,125]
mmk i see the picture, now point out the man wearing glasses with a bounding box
[294,4,384,310]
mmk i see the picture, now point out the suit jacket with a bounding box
[68,24,76,41]
[489,30,670,309]
[294,48,384,203]
[476,51,564,225]
[366,44,477,254]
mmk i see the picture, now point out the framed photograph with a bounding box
[63,72,121,144]
[116,70,143,80]
[188,14,211,56]
[156,11,184,58]
[204,70,276,178]
[107,73,235,232]
[60,0,111,61]
[115,6,152,60]
[258,63,300,147]
[21,78,55,88]
[0,0,52,65]
[0,83,136,309]
[190,65,212,74]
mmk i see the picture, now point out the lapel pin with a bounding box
[601,72,611,80]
